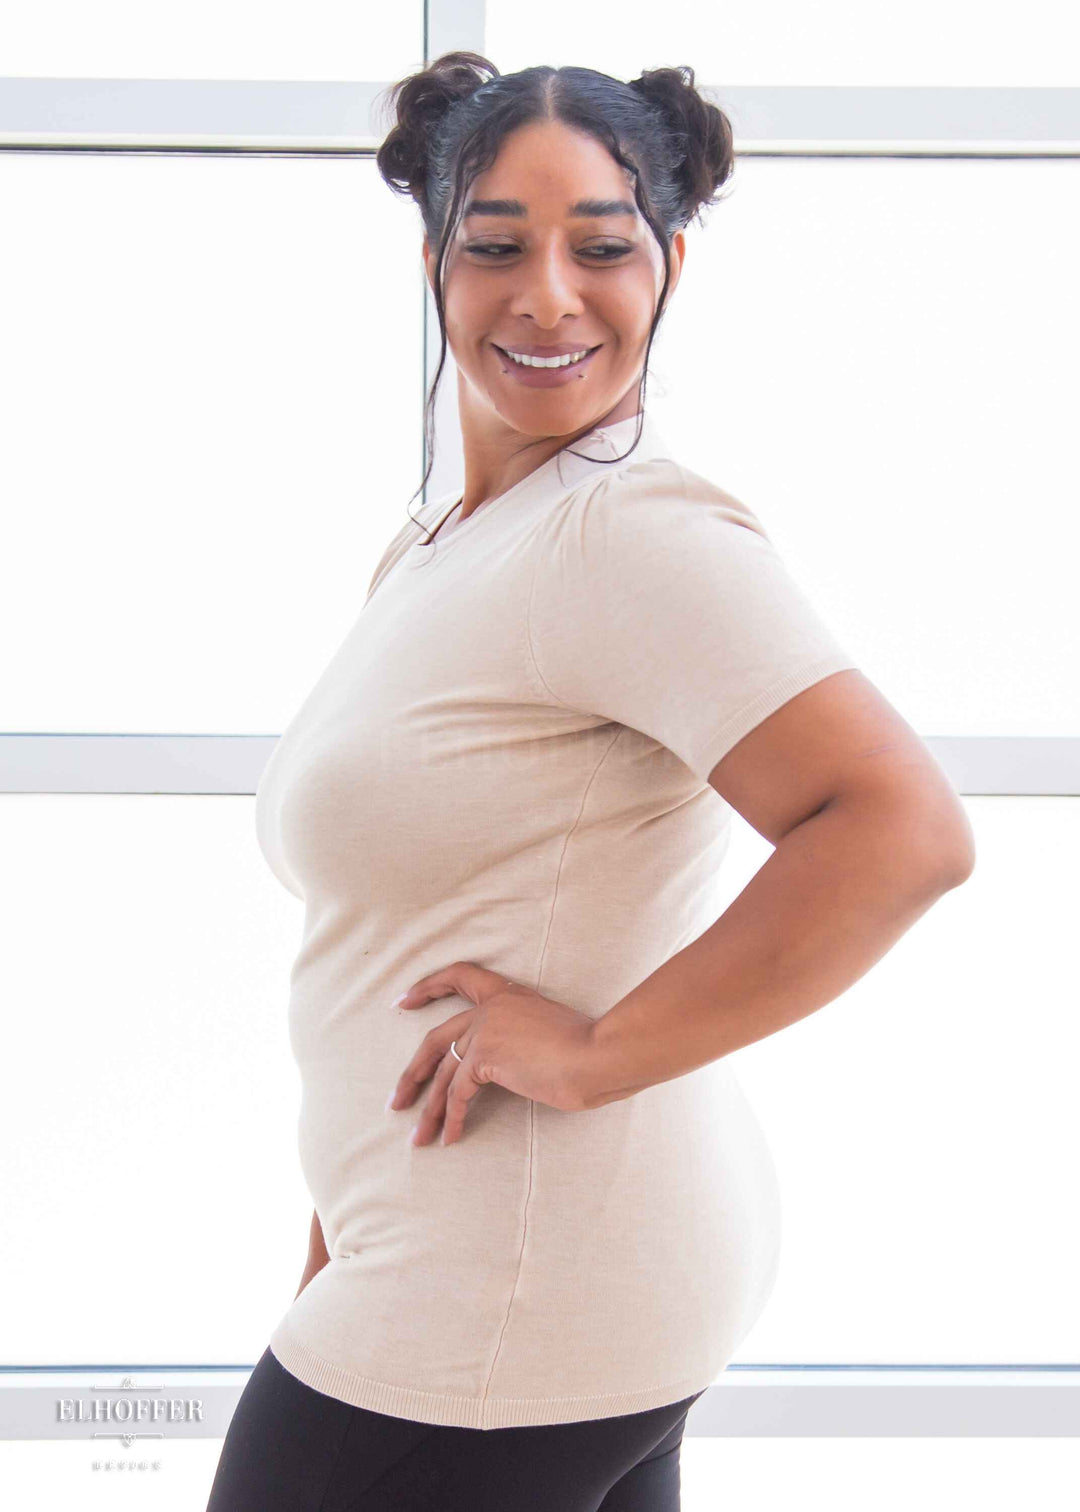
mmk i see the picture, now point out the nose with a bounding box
[507,243,587,329]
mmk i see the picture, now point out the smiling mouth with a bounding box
[492,343,603,367]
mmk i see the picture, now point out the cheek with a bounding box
[440,284,490,354]
[599,272,659,349]
[595,288,656,353]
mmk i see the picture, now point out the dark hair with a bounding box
[376,52,735,542]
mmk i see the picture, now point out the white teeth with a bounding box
[504,348,592,368]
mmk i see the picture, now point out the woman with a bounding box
[206,52,975,1512]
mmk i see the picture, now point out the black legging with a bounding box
[206,1345,705,1511]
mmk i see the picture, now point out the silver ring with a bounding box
[448,1040,464,1062]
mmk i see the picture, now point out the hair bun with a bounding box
[376,51,500,203]
[628,65,734,225]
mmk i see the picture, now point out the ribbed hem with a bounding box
[268,1316,712,1429]
[689,650,858,782]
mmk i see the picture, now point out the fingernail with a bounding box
[385,1091,396,1112]
[392,992,409,1007]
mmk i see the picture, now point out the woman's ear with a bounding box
[664,230,686,305]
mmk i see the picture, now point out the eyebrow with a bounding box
[462,197,637,220]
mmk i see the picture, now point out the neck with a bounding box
[455,378,643,523]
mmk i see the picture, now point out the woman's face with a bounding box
[423,117,685,438]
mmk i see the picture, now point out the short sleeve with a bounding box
[526,458,859,785]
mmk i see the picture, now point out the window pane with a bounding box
[717,794,1077,1363]
[0,794,309,1363]
[645,157,1080,737]
[488,0,1080,87]
[0,154,425,732]
[0,1,422,81]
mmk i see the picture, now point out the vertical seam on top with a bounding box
[478,723,627,1417]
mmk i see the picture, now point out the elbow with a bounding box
[937,806,978,889]
[902,793,977,891]
[922,824,977,891]
[869,806,977,895]
[952,841,977,887]
[938,846,976,891]
[834,785,977,892]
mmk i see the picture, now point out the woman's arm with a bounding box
[294,1208,331,1299]
[579,786,969,1107]
[577,671,976,1109]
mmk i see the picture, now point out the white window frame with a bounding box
[2,0,1078,1446]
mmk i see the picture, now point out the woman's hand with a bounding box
[386,963,598,1146]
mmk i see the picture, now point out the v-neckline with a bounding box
[406,413,672,564]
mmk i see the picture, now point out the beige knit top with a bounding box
[255,411,857,1427]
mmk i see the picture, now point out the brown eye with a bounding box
[466,242,630,261]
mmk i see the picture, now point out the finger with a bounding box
[395,961,513,1011]
[409,1047,468,1146]
[412,1044,485,1147]
[394,962,478,1010]
[389,1010,473,1110]
[439,1060,485,1146]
